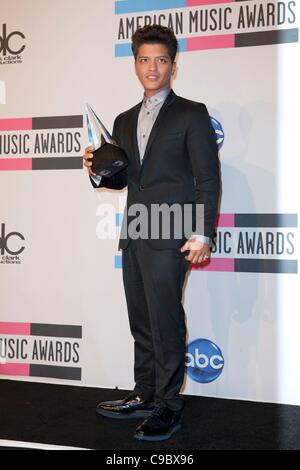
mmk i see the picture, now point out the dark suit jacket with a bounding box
[90,89,220,250]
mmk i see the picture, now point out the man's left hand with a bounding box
[180,238,211,264]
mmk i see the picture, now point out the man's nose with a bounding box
[148,59,157,71]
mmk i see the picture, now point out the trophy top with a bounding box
[86,103,116,150]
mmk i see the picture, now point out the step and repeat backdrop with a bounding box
[0,0,299,405]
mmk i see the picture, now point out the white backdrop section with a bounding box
[0,80,5,104]
[0,0,299,405]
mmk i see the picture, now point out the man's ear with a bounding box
[171,62,177,75]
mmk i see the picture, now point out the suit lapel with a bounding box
[128,90,177,170]
[130,100,143,169]
[141,89,176,167]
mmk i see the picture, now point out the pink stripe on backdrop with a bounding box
[187,34,235,51]
[0,158,32,171]
[187,0,235,5]
[216,213,235,227]
[191,257,235,272]
[0,363,30,377]
[0,118,32,131]
[0,322,31,335]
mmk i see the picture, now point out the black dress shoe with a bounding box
[96,392,155,419]
[134,405,182,441]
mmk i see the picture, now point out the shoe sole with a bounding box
[96,408,153,419]
[133,422,182,441]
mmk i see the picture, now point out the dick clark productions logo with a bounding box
[0,24,26,56]
[186,338,224,383]
[0,223,25,256]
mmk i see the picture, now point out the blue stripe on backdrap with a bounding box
[115,43,133,57]
[115,0,186,14]
[115,255,123,268]
[115,213,123,227]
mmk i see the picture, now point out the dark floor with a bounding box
[1,379,300,450]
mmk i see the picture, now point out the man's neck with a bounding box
[144,86,170,99]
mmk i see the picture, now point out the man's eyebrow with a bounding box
[137,55,169,59]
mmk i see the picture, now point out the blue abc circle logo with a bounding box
[210,117,224,150]
[186,338,224,383]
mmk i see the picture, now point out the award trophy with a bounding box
[86,103,128,177]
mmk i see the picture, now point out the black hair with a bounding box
[131,25,178,63]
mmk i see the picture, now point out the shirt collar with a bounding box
[143,88,171,109]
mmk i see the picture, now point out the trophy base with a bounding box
[89,143,128,178]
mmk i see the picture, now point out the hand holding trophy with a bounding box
[84,104,128,178]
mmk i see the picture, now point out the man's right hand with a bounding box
[83,145,97,176]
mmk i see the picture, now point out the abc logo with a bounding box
[210,117,224,150]
[185,338,224,384]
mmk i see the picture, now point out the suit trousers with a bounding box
[122,238,190,411]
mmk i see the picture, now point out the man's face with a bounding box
[134,43,176,97]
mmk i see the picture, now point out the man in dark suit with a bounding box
[83,25,220,441]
